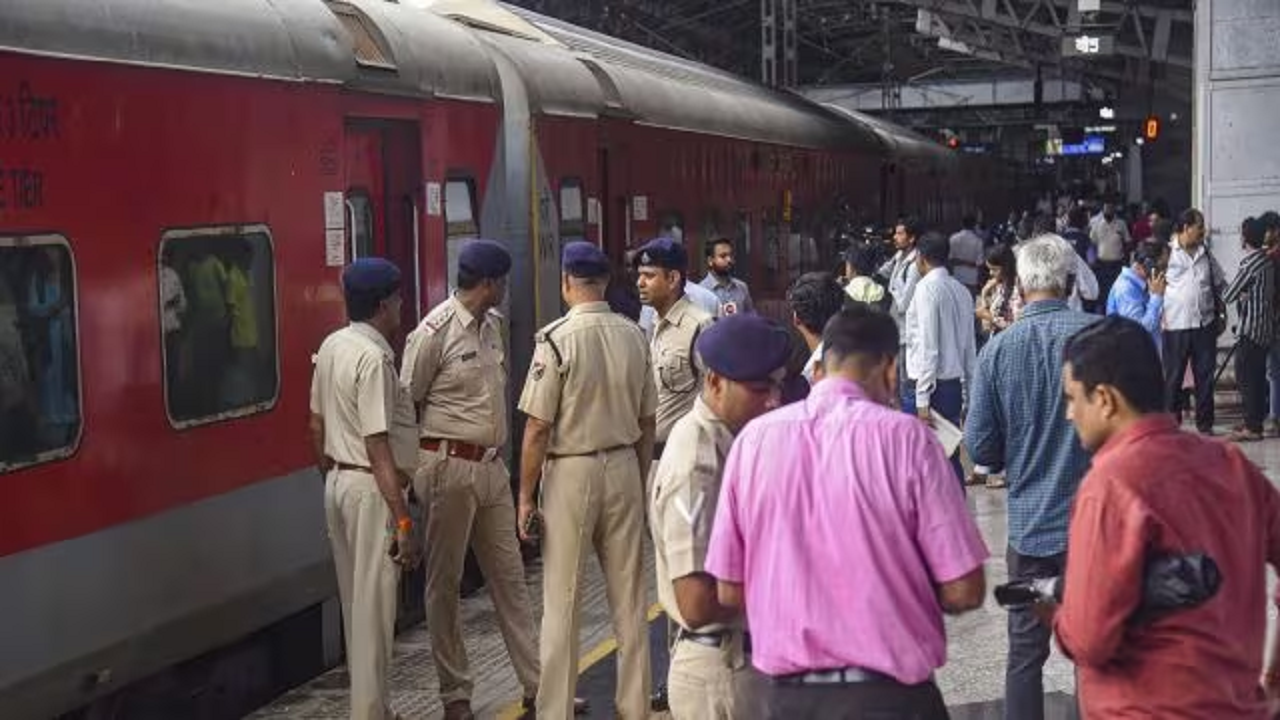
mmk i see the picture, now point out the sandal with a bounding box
[1229,429,1263,443]
[965,472,987,486]
[986,475,1007,489]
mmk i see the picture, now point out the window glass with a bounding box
[347,193,374,260]
[0,237,81,472]
[445,178,480,291]
[445,179,478,239]
[161,226,279,427]
[559,178,586,242]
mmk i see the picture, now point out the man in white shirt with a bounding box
[905,232,977,484]
[1161,208,1223,434]
[949,215,986,295]
[1090,202,1132,303]
[878,217,924,409]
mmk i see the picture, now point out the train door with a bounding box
[344,121,423,347]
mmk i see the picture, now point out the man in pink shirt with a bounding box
[705,306,988,719]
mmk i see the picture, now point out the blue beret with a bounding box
[562,241,610,277]
[633,237,688,271]
[696,315,792,383]
[342,257,401,293]
[458,239,511,279]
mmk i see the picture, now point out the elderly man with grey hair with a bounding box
[964,234,1100,720]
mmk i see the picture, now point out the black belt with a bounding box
[773,667,922,686]
[546,444,631,459]
[335,462,372,474]
[676,628,751,654]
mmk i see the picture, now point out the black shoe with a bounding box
[519,696,590,717]
[650,683,669,712]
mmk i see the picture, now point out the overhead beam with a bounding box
[892,0,1192,69]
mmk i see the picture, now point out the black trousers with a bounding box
[1236,337,1269,433]
[763,679,949,720]
[1162,326,1217,432]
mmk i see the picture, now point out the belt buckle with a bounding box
[481,447,498,463]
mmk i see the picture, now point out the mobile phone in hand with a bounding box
[519,509,540,538]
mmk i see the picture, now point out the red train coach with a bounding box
[0,1,501,716]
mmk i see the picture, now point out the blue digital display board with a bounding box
[1059,136,1106,156]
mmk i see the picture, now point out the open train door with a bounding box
[344,120,423,349]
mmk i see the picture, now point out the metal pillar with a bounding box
[761,0,777,86]
[781,0,798,88]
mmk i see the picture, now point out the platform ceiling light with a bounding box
[1099,106,1115,120]
[1136,137,1146,146]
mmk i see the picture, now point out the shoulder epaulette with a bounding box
[537,316,572,366]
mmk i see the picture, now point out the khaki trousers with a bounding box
[537,448,651,720]
[324,469,399,720]
[413,449,539,705]
[668,640,763,720]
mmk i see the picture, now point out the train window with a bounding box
[0,237,81,473]
[160,226,279,428]
[559,178,586,242]
[445,177,480,289]
[658,211,685,243]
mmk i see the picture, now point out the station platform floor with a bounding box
[252,417,1280,720]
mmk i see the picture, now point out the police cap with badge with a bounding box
[458,239,512,279]
[696,314,792,383]
[633,237,688,272]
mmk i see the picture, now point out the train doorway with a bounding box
[344,120,423,347]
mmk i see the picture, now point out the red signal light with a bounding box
[947,136,959,149]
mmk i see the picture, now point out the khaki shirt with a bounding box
[518,301,657,456]
[651,294,714,442]
[401,295,507,447]
[310,322,418,474]
[650,396,736,632]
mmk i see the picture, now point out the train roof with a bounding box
[493,3,884,152]
[341,0,499,101]
[0,0,500,101]
[825,105,956,168]
[0,0,353,82]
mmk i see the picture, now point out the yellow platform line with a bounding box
[497,602,664,719]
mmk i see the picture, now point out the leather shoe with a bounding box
[443,700,475,720]
[651,683,669,712]
[518,696,590,718]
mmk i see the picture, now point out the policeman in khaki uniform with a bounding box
[650,314,792,720]
[400,240,543,720]
[309,258,421,720]
[516,242,658,720]
[635,236,715,456]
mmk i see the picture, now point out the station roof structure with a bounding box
[503,0,1193,103]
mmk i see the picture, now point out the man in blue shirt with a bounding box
[964,234,1099,720]
[1105,242,1166,354]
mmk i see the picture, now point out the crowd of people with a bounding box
[309,201,1280,720]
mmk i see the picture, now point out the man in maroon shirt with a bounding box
[1047,315,1280,718]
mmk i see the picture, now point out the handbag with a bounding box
[1208,250,1228,337]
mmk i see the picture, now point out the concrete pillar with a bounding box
[1126,141,1144,205]
[1194,0,1280,290]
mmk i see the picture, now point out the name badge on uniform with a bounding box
[460,351,477,362]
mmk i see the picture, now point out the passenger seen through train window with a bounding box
[0,241,80,470]
[161,229,278,425]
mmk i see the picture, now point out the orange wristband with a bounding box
[397,517,413,532]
